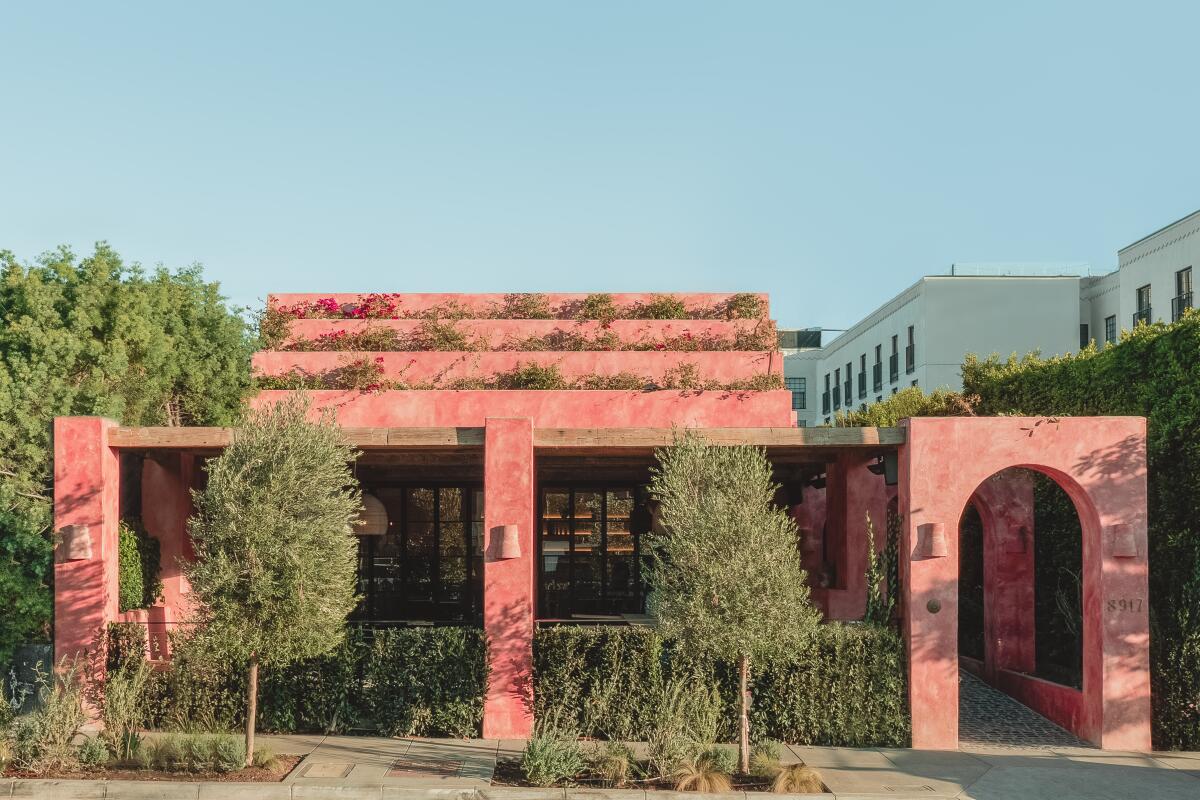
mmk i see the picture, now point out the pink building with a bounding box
[53,293,1152,750]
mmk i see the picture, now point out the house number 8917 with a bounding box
[1107,598,1143,612]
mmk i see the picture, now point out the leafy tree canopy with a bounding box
[0,243,254,663]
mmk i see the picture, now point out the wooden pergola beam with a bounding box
[108,425,904,451]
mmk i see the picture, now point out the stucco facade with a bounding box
[51,292,1153,750]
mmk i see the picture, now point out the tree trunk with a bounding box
[738,653,751,775]
[245,655,259,768]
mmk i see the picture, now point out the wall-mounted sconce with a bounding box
[496,524,521,560]
[1106,523,1137,558]
[808,474,827,490]
[354,493,389,536]
[56,524,92,562]
[1004,525,1029,555]
[918,522,948,558]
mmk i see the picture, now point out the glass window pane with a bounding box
[542,491,570,555]
[440,487,463,520]
[407,521,435,553]
[440,521,466,557]
[440,556,467,593]
[407,488,435,521]
[471,489,484,521]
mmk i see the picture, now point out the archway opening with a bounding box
[956,466,1088,748]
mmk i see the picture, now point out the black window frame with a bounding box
[905,325,916,374]
[1104,315,1117,344]
[352,482,484,624]
[784,377,807,410]
[1173,267,1193,322]
[537,484,647,619]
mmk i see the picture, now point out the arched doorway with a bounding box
[898,415,1151,751]
[956,468,1090,747]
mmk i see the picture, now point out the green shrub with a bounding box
[533,626,664,739]
[149,734,184,770]
[752,623,909,747]
[106,622,148,672]
[211,735,246,773]
[497,293,554,319]
[724,293,764,319]
[101,657,154,761]
[960,312,1200,749]
[117,520,162,613]
[586,740,639,788]
[361,627,488,737]
[260,629,365,733]
[492,362,569,390]
[76,736,109,768]
[534,623,908,749]
[634,294,688,320]
[520,712,585,787]
[576,293,618,322]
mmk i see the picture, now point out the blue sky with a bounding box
[1,2,1197,329]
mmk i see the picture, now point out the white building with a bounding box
[782,209,1197,426]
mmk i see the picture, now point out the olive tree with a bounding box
[647,432,820,773]
[185,396,360,763]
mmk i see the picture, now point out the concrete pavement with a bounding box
[2,735,1198,799]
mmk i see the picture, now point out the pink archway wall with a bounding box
[899,416,1151,751]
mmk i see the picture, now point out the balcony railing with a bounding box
[889,353,899,383]
[1133,307,1152,327]
[872,363,883,392]
[821,391,830,415]
[832,386,842,410]
[1172,292,1193,322]
[857,371,867,399]
[905,344,915,374]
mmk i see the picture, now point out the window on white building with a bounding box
[1104,315,1117,344]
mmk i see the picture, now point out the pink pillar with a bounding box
[823,455,891,621]
[141,452,196,658]
[482,417,535,739]
[973,473,1036,680]
[53,417,121,672]
[900,416,1152,751]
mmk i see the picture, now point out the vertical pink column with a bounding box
[898,418,959,749]
[482,417,535,739]
[974,474,1036,680]
[53,417,121,670]
[141,453,196,658]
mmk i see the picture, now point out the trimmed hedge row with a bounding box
[961,312,1200,749]
[533,623,909,747]
[130,625,488,737]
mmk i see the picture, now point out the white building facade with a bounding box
[782,209,1198,426]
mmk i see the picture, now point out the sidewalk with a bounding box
[3,734,1198,799]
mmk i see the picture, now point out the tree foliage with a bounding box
[0,243,254,664]
[647,432,820,770]
[184,396,361,760]
[834,386,977,427]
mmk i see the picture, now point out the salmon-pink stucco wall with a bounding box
[253,350,781,384]
[899,416,1150,751]
[251,389,797,428]
[53,417,120,678]
[482,418,536,739]
[134,453,197,659]
[802,458,894,621]
[269,292,770,317]
[970,472,1036,680]
[284,318,769,350]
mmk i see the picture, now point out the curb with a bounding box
[0,783,853,800]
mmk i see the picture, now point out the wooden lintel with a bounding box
[110,425,902,451]
[532,427,904,450]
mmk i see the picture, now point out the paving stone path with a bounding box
[958,668,1094,749]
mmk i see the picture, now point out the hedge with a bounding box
[117,519,162,613]
[139,626,488,737]
[961,311,1200,749]
[533,623,909,747]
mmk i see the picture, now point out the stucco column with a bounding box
[973,473,1036,680]
[141,452,196,658]
[482,417,535,739]
[898,419,959,750]
[53,417,121,671]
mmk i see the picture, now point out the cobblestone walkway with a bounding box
[958,669,1094,749]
